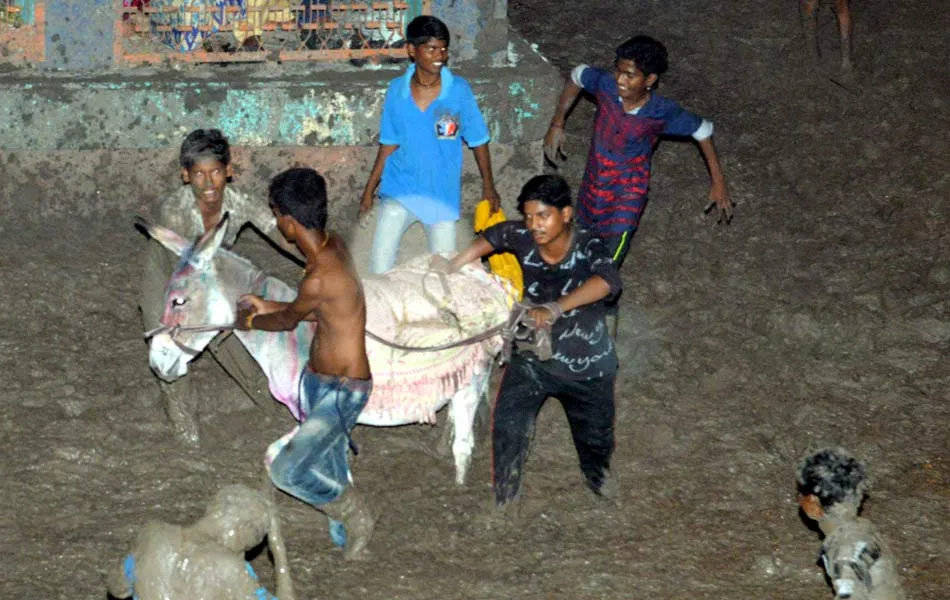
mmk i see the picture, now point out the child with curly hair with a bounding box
[797,448,906,600]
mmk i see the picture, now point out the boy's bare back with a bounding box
[301,233,371,380]
[237,167,371,382]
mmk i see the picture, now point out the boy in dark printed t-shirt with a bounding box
[439,174,622,510]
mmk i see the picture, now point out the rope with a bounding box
[365,323,506,353]
[145,316,508,354]
[146,316,513,354]
[144,271,517,354]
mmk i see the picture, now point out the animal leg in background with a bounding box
[801,0,821,61]
[140,239,202,445]
[833,0,852,70]
[800,0,853,70]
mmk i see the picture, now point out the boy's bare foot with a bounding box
[593,469,623,506]
[322,486,375,560]
[471,498,523,531]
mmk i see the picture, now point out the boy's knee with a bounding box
[268,450,302,492]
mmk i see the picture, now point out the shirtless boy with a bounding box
[236,167,374,560]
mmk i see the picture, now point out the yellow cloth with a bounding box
[474,200,523,300]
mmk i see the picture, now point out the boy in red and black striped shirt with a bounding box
[544,35,733,269]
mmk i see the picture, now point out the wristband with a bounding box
[245,313,256,330]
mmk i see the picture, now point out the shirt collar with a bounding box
[184,185,238,231]
[618,92,654,115]
[400,63,455,100]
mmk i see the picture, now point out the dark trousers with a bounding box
[491,354,616,505]
[601,230,634,317]
[602,229,634,268]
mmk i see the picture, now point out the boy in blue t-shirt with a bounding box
[544,35,733,268]
[359,15,500,274]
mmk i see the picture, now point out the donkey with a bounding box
[139,216,513,485]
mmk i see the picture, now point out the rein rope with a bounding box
[144,270,524,355]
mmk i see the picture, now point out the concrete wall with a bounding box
[0,35,562,231]
[44,0,114,70]
[0,0,561,243]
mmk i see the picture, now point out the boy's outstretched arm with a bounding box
[472,144,501,212]
[236,277,321,331]
[359,144,398,221]
[543,79,583,163]
[697,136,733,224]
[430,236,495,274]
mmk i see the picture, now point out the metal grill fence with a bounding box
[116,0,428,65]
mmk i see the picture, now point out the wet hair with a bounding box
[615,35,668,77]
[406,15,450,47]
[797,448,869,510]
[179,128,231,170]
[516,174,573,213]
[197,485,272,553]
[268,167,328,231]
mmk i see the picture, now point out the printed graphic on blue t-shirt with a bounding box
[435,112,460,139]
[575,66,704,236]
[376,64,491,225]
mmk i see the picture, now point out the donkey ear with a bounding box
[191,212,230,265]
[134,216,189,257]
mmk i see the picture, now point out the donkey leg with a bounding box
[800,0,820,61]
[474,362,503,442]
[140,241,200,445]
[159,378,200,446]
[208,333,277,413]
[832,0,853,70]
[436,403,455,458]
[448,369,490,486]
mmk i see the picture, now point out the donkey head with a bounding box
[137,214,234,382]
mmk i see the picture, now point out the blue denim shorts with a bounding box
[268,369,372,507]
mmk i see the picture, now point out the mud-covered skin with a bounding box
[107,484,295,600]
[797,449,906,600]
[819,515,905,600]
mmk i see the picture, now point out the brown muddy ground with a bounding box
[4,0,950,598]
